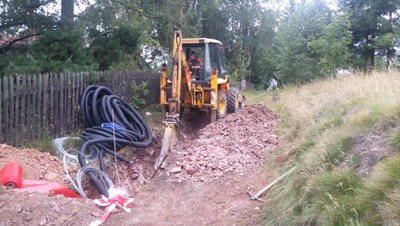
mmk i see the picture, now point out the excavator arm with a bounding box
[155,31,189,169]
[156,30,226,170]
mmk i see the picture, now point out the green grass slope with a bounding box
[249,72,400,225]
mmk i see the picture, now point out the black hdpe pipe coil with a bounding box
[78,85,153,197]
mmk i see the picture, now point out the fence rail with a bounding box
[0,71,159,147]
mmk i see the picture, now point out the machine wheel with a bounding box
[217,91,227,118]
[227,87,239,113]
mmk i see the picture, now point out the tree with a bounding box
[272,0,353,84]
[140,0,188,49]
[308,13,353,76]
[1,28,97,74]
[0,0,58,54]
[224,0,264,82]
[339,0,400,71]
[249,10,278,88]
[275,1,330,84]
[79,0,153,70]
[61,0,74,24]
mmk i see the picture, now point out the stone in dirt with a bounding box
[185,164,197,175]
[166,104,278,181]
[170,166,182,174]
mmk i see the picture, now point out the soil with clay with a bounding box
[0,145,102,225]
[0,144,69,185]
[0,104,278,226]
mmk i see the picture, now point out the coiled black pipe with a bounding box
[78,85,153,197]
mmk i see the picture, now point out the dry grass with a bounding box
[274,72,400,137]
[247,71,400,225]
[284,72,399,118]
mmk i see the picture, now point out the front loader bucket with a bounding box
[154,124,176,170]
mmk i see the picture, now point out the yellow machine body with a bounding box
[156,31,240,170]
[160,31,231,121]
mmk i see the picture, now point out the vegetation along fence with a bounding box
[0,71,159,147]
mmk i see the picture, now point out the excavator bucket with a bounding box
[155,124,176,170]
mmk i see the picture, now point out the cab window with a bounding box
[209,44,219,71]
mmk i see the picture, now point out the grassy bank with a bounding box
[249,71,400,225]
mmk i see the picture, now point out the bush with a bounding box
[131,81,149,109]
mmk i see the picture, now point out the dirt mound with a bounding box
[0,190,101,226]
[0,144,68,185]
[0,142,158,225]
[165,104,278,182]
[0,140,158,199]
[0,145,101,225]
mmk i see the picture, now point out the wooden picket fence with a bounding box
[0,71,159,147]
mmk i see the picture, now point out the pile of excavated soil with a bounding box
[0,190,101,226]
[0,144,68,185]
[0,145,101,225]
[0,137,160,198]
[164,104,278,182]
[0,143,158,225]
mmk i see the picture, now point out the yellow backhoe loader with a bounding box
[155,31,243,169]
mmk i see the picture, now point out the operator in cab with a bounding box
[188,51,204,80]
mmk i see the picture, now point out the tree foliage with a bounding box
[1,0,400,83]
[339,0,400,71]
[308,13,353,76]
[0,0,58,54]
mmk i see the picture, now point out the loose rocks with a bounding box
[167,104,278,181]
[0,190,100,226]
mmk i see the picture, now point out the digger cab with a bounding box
[160,32,240,124]
[182,38,229,82]
[157,32,242,173]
